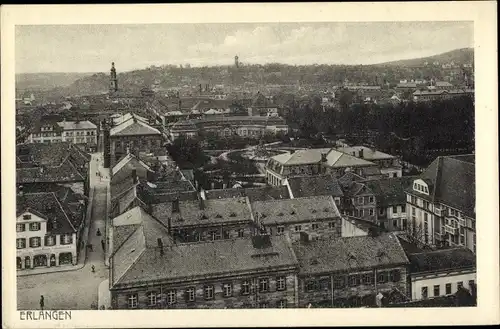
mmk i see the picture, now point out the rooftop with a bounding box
[365,176,417,207]
[110,113,161,137]
[57,120,97,130]
[408,248,476,274]
[293,233,409,275]
[204,186,290,202]
[286,175,344,198]
[335,146,397,161]
[251,195,340,226]
[270,148,375,168]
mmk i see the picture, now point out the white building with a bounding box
[407,248,476,301]
[16,192,78,270]
[58,120,98,145]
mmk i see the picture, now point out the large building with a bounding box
[27,120,97,147]
[104,113,163,167]
[334,146,402,178]
[405,155,476,252]
[265,148,380,186]
[16,191,83,270]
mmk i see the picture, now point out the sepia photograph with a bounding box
[1,2,498,328]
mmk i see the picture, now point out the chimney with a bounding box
[167,217,172,236]
[172,199,180,213]
[321,153,327,162]
[157,238,164,256]
[131,169,137,183]
[359,148,364,159]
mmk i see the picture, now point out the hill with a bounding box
[377,48,474,67]
[16,72,96,92]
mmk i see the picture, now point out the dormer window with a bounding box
[413,180,430,195]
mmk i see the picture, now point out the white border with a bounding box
[2,2,499,328]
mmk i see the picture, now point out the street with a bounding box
[17,153,110,310]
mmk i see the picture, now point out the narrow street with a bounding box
[17,153,110,310]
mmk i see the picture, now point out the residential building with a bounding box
[412,89,474,102]
[284,175,344,205]
[247,92,280,117]
[293,233,410,308]
[405,155,475,252]
[202,186,290,202]
[365,176,417,231]
[27,121,63,144]
[57,120,98,147]
[16,191,82,270]
[265,148,379,186]
[109,212,299,309]
[338,173,378,223]
[151,197,254,243]
[334,146,402,178]
[406,248,476,301]
[251,195,342,241]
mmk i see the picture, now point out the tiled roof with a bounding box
[251,195,340,226]
[204,186,290,202]
[57,120,97,130]
[191,99,232,111]
[408,248,476,274]
[286,175,344,198]
[271,148,332,165]
[110,153,153,185]
[365,176,417,207]
[110,177,138,201]
[338,172,366,187]
[326,149,376,168]
[293,233,409,275]
[151,197,252,228]
[137,179,197,204]
[413,155,475,217]
[16,142,90,167]
[17,158,86,184]
[111,113,149,126]
[335,146,397,161]
[17,192,78,234]
[110,114,161,136]
[111,234,298,287]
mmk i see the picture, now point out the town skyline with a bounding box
[16,22,473,73]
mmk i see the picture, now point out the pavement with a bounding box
[17,152,111,310]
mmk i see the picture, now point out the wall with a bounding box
[341,218,369,237]
[411,269,476,300]
[267,217,342,242]
[111,270,297,309]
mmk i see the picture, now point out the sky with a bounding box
[15,22,473,73]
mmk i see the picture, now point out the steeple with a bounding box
[109,62,118,93]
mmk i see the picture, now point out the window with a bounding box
[362,273,373,285]
[16,238,26,249]
[222,283,233,297]
[369,209,374,216]
[128,294,138,308]
[411,207,416,216]
[306,280,319,292]
[294,225,302,232]
[16,224,26,232]
[434,285,440,297]
[446,283,452,295]
[278,299,287,308]
[61,234,73,245]
[167,290,176,305]
[457,281,463,290]
[185,287,196,302]
[241,280,250,295]
[204,285,214,300]
[45,236,56,246]
[393,219,398,228]
[369,196,374,203]
[259,302,269,308]
[147,291,158,306]
[379,208,384,215]
[377,271,387,283]
[334,275,345,289]
[237,229,244,238]
[328,222,335,229]
[402,205,406,213]
[390,270,401,282]
[276,226,285,234]
[259,278,269,292]
[358,197,364,204]
[359,209,364,217]
[421,286,428,299]
[29,222,40,231]
[29,237,41,248]
[223,230,230,239]
[312,223,319,230]
[348,274,360,287]
[276,276,286,291]
[214,232,222,240]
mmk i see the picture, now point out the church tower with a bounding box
[234,55,239,68]
[109,62,118,93]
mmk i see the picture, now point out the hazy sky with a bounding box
[16,22,473,73]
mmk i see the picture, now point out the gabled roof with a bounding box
[325,149,376,168]
[293,233,409,275]
[409,155,475,217]
[57,120,97,130]
[365,176,417,207]
[270,148,331,165]
[111,234,298,288]
[204,186,290,202]
[286,175,344,198]
[17,192,78,234]
[17,157,86,184]
[111,153,153,179]
[152,197,252,228]
[335,146,397,161]
[251,195,340,226]
[110,114,161,136]
[408,248,476,274]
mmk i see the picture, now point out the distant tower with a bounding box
[234,55,239,68]
[109,62,118,93]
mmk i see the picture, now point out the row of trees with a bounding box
[285,96,475,166]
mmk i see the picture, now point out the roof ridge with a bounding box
[53,191,77,232]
